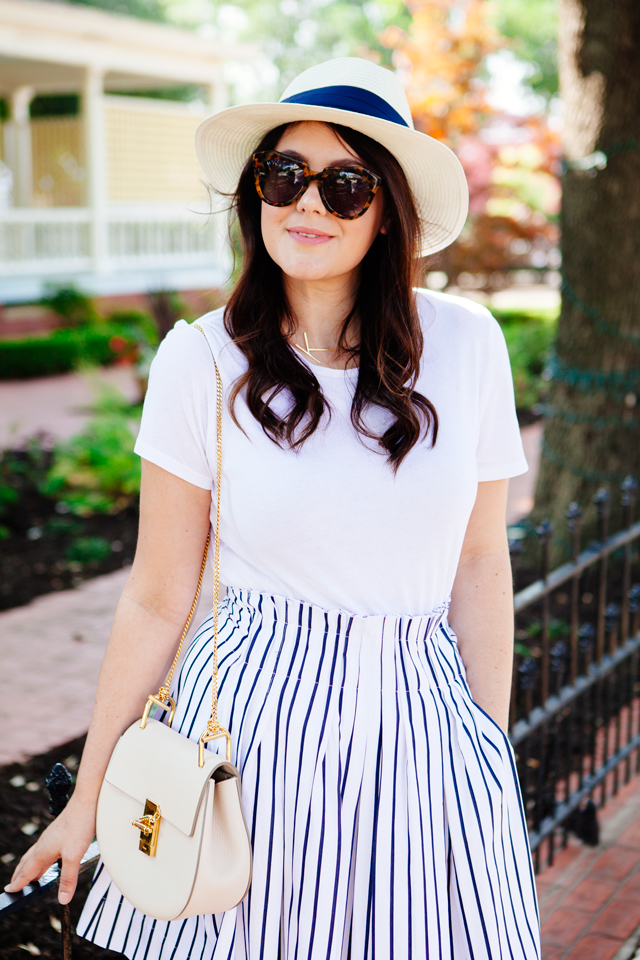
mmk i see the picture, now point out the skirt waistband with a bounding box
[223,586,451,645]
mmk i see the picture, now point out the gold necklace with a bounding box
[290,331,332,365]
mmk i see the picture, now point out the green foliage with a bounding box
[525,617,569,640]
[0,439,51,534]
[492,0,559,101]
[107,308,159,346]
[124,85,205,102]
[0,475,18,514]
[494,307,557,411]
[0,439,50,503]
[30,95,80,118]
[41,284,100,328]
[0,325,136,380]
[45,515,82,537]
[255,0,410,91]
[43,384,141,516]
[63,0,167,21]
[65,536,112,566]
[163,0,410,98]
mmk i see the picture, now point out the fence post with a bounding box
[536,520,553,705]
[509,537,524,731]
[566,502,583,684]
[45,764,73,960]
[593,489,611,663]
[621,478,638,645]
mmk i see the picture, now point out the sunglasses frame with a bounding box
[252,150,382,220]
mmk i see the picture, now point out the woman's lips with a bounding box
[287,228,334,245]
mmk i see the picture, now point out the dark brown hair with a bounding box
[224,122,438,469]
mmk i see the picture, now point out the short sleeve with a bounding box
[134,320,215,489]
[476,316,529,482]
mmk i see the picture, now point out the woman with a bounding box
[6,58,540,959]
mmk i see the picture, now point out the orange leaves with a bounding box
[381,0,562,282]
[385,0,502,145]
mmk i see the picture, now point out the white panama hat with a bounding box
[195,57,469,258]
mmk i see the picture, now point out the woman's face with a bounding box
[260,121,387,288]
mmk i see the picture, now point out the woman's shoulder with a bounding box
[415,288,505,367]
[153,307,243,376]
[161,306,227,351]
[415,287,499,336]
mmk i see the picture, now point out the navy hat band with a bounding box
[280,85,409,128]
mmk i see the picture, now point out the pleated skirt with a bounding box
[77,587,540,960]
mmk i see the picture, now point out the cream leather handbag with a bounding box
[96,340,252,922]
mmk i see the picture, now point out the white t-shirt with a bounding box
[134,290,527,616]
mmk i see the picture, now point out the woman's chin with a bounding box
[278,259,353,285]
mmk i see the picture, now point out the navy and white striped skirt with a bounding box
[78,587,540,960]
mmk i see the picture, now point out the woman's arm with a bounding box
[448,478,513,732]
[5,460,211,903]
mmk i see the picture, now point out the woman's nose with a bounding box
[296,180,326,215]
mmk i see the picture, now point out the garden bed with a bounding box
[0,444,137,611]
[0,501,137,610]
[0,736,115,958]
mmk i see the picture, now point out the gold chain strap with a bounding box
[141,322,230,768]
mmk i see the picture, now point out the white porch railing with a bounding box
[107,205,220,270]
[0,207,92,275]
[0,204,224,280]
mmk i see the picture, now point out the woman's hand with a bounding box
[4,796,97,904]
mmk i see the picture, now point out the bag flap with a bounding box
[104,718,239,837]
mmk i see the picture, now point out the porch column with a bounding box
[82,66,108,275]
[205,78,227,114]
[4,86,35,207]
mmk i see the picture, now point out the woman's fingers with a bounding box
[5,840,81,904]
[4,805,94,904]
[57,852,82,904]
[4,839,58,892]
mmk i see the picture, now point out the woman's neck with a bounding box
[283,273,360,369]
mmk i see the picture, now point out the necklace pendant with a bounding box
[291,331,330,364]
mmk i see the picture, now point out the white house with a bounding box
[0,0,252,303]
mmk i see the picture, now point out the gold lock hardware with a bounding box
[131,800,161,856]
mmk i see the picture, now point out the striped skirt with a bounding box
[77,587,540,960]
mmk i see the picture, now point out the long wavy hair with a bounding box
[224,121,438,469]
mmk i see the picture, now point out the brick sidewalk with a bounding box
[0,560,213,766]
[538,773,640,959]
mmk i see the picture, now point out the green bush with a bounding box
[0,439,50,520]
[42,384,141,515]
[494,307,558,411]
[65,536,112,567]
[41,283,100,327]
[0,324,136,379]
[107,308,159,348]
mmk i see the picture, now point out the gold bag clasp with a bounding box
[131,800,161,856]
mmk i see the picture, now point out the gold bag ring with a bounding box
[141,328,229,769]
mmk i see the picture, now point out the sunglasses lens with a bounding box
[258,155,305,205]
[323,170,373,218]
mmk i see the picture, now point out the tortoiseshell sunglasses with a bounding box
[252,150,382,220]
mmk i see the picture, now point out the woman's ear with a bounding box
[380,220,390,236]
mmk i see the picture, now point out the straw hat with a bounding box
[195,57,469,257]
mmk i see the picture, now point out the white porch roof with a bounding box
[0,0,252,94]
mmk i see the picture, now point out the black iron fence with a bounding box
[510,478,640,871]
[2,479,640,952]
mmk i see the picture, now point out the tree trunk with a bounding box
[532,0,640,555]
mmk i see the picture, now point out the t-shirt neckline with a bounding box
[294,350,359,379]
